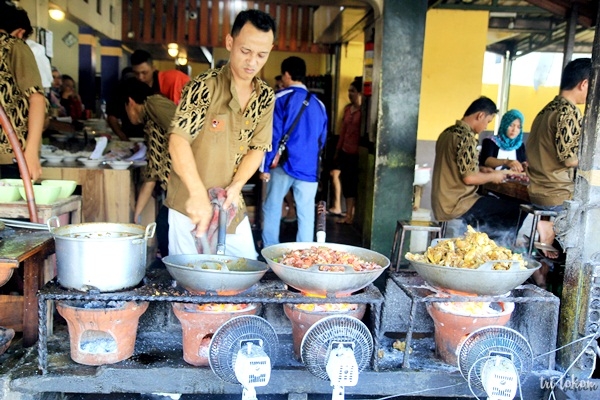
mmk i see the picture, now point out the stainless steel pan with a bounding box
[261,242,390,297]
[406,256,541,295]
[162,254,268,294]
[163,206,268,294]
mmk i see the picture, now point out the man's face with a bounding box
[475,112,495,134]
[132,62,155,86]
[125,98,142,125]
[226,22,274,83]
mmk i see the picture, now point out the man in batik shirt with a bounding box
[165,9,276,258]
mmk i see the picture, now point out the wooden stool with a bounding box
[390,220,442,270]
[514,204,558,257]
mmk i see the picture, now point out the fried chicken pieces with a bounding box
[406,226,525,270]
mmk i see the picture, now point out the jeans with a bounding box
[262,167,318,247]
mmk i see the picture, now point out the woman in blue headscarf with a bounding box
[479,109,526,172]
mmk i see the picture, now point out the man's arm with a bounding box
[106,115,129,141]
[463,170,505,185]
[169,134,213,234]
[224,149,265,209]
[24,92,45,181]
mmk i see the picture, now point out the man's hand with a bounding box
[23,145,42,181]
[487,170,506,184]
[185,194,214,235]
[223,181,244,211]
[260,172,270,183]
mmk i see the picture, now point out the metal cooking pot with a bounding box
[162,254,268,294]
[261,242,390,297]
[47,217,156,292]
[406,256,541,295]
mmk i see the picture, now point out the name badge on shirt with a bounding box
[209,115,226,132]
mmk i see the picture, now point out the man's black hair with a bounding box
[231,9,276,38]
[281,56,306,83]
[61,74,75,83]
[131,50,153,66]
[463,96,498,117]
[560,58,592,91]
[0,2,32,37]
[121,77,155,105]
[120,66,134,80]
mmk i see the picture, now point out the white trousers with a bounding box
[167,208,258,259]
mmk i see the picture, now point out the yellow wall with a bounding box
[418,9,489,140]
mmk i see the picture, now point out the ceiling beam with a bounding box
[525,0,594,27]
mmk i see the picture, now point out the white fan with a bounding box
[209,315,278,400]
[300,315,373,400]
[457,326,533,400]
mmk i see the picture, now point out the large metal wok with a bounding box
[162,254,268,295]
[261,242,390,297]
[406,256,541,295]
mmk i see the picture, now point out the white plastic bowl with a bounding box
[44,154,64,164]
[78,158,103,168]
[106,160,133,170]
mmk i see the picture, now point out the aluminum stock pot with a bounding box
[47,217,156,292]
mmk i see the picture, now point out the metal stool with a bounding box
[514,204,558,257]
[390,220,442,270]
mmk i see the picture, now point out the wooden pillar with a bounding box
[562,4,579,70]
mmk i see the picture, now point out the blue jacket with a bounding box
[263,85,328,181]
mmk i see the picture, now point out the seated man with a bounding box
[431,96,523,246]
[526,58,591,259]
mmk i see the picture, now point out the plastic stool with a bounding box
[514,204,558,257]
[390,220,442,271]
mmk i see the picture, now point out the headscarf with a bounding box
[492,109,524,151]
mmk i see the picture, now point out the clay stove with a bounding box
[172,302,259,366]
[57,300,149,365]
[284,302,367,359]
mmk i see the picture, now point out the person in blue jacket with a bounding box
[260,56,328,246]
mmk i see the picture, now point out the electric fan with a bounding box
[209,315,278,400]
[457,326,533,400]
[300,315,373,400]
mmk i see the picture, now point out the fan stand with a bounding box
[209,315,278,400]
[300,316,373,400]
[458,326,533,400]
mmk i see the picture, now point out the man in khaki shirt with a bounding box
[526,58,591,259]
[432,97,523,245]
[166,10,276,258]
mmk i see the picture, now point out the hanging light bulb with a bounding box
[167,43,179,58]
[176,56,188,66]
[49,7,66,21]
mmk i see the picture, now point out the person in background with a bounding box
[122,78,175,257]
[59,74,84,120]
[526,58,591,261]
[479,109,526,172]
[48,67,64,115]
[0,2,46,181]
[274,75,284,91]
[261,56,328,247]
[130,49,190,105]
[431,97,523,246]
[106,67,145,140]
[334,77,363,224]
[166,9,276,258]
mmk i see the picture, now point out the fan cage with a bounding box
[209,315,278,384]
[300,315,373,381]
[458,326,533,392]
